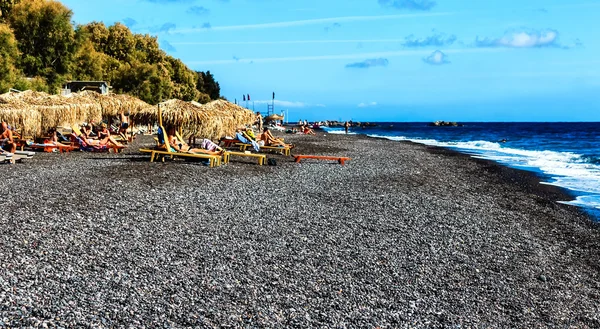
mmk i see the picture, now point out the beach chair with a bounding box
[138,126,222,167]
[27,141,78,153]
[0,151,32,164]
[222,151,267,165]
[0,152,13,163]
[220,138,242,148]
[294,155,351,165]
[235,143,291,156]
[70,134,124,153]
[15,150,35,159]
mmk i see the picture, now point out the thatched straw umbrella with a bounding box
[72,91,153,118]
[264,114,284,122]
[132,99,255,141]
[0,90,103,132]
[0,104,42,136]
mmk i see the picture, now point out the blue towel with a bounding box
[236,132,260,151]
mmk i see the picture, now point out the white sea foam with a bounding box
[559,195,600,210]
[322,127,358,135]
[366,133,600,211]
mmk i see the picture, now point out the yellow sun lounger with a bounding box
[223,151,266,165]
[139,148,221,167]
[235,143,291,156]
[139,126,222,167]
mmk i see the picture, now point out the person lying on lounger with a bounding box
[260,127,293,148]
[81,122,96,138]
[43,128,73,148]
[166,127,222,155]
[235,127,260,151]
[96,123,125,148]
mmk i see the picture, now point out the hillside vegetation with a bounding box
[0,0,220,104]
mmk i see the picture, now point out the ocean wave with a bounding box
[321,127,357,135]
[559,195,600,210]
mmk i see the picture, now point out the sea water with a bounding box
[322,122,600,220]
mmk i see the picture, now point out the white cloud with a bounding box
[476,29,560,48]
[169,12,452,33]
[358,102,377,108]
[423,50,450,65]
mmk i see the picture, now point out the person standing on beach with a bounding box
[256,112,263,132]
[344,121,350,134]
[119,110,130,139]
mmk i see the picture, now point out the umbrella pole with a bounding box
[158,104,163,127]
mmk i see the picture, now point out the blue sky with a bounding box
[62,0,600,122]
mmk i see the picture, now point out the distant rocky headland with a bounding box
[429,121,464,127]
[322,121,378,128]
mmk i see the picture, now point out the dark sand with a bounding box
[0,131,599,328]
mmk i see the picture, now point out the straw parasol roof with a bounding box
[264,114,284,122]
[71,91,153,117]
[132,99,255,140]
[0,90,153,134]
[0,90,103,132]
[0,104,42,136]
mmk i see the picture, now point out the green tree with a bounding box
[0,0,20,21]
[71,39,107,81]
[76,21,109,53]
[2,0,222,103]
[133,34,163,65]
[105,23,135,62]
[7,0,75,88]
[196,70,220,100]
[166,56,200,101]
[0,23,19,92]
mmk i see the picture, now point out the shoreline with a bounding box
[325,126,599,220]
[1,131,599,327]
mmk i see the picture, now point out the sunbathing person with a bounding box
[44,128,73,146]
[235,127,260,151]
[0,121,16,155]
[96,123,125,147]
[260,127,290,147]
[303,125,316,135]
[166,127,222,155]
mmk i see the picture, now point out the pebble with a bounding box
[0,132,598,327]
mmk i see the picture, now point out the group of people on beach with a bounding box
[2,109,309,161]
[233,126,295,151]
[0,109,133,157]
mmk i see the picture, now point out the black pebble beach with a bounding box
[1,131,599,328]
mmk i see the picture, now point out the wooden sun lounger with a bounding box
[28,143,78,153]
[0,154,11,163]
[223,151,267,165]
[220,139,241,148]
[139,148,222,167]
[294,155,351,165]
[0,153,27,164]
[15,151,35,159]
[235,143,291,156]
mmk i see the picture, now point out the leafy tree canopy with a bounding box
[0,0,220,105]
